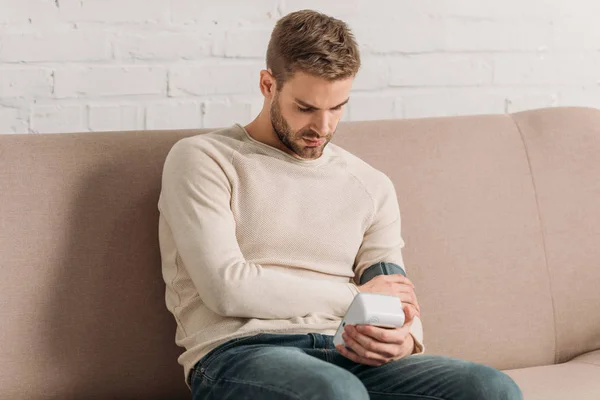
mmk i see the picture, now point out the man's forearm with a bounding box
[195,259,359,319]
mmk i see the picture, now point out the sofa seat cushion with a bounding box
[570,349,600,366]
[503,350,600,400]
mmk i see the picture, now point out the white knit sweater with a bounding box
[158,124,424,386]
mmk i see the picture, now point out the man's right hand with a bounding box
[357,275,421,318]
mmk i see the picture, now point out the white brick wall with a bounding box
[203,99,256,128]
[59,0,170,24]
[169,62,260,97]
[54,66,167,98]
[30,104,86,133]
[390,55,494,87]
[88,103,141,132]
[146,100,202,130]
[0,0,599,134]
[0,106,28,133]
[0,67,53,97]
[0,30,111,62]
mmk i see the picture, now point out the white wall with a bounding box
[0,0,599,134]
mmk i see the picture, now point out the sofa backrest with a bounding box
[510,108,600,364]
[1,107,598,399]
[337,107,600,369]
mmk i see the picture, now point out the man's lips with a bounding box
[303,137,325,146]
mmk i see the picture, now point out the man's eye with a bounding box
[297,107,312,113]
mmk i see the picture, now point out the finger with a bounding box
[403,305,419,322]
[394,296,420,319]
[402,303,421,319]
[382,275,415,288]
[380,282,419,308]
[346,325,399,358]
[341,331,389,363]
[387,283,420,309]
[336,344,386,367]
[396,290,421,313]
[355,324,412,346]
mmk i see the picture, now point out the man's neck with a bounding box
[244,112,296,157]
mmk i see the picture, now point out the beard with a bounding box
[270,93,333,160]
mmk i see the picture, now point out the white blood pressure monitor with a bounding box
[333,293,405,348]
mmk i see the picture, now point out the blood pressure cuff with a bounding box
[359,261,407,285]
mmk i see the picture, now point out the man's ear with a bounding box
[259,69,276,99]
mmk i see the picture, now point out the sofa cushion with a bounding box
[336,113,556,370]
[570,349,600,366]
[0,130,196,400]
[511,108,600,364]
[504,350,600,400]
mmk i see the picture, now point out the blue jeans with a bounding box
[189,333,522,400]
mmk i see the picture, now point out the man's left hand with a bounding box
[336,305,418,366]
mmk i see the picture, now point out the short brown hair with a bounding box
[266,10,361,89]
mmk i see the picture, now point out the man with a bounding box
[158,9,523,400]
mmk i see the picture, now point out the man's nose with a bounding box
[313,112,330,136]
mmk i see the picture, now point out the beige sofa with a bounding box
[1,106,599,399]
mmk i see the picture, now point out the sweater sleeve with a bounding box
[158,139,358,320]
[353,175,425,354]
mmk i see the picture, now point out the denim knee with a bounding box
[463,363,523,400]
[312,368,369,400]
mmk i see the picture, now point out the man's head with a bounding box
[259,10,361,160]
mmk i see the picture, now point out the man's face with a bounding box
[270,71,353,160]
